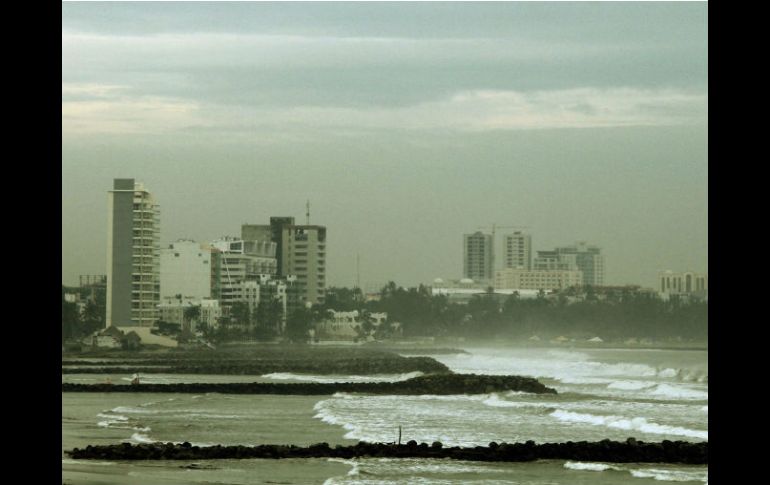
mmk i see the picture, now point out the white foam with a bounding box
[96,412,144,430]
[701,405,708,413]
[111,406,155,414]
[62,458,115,466]
[649,384,708,400]
[607,380,658,391]
[481,393,551,409]
[97,413,128,421]
[657,368,679,378]
[129,432,155,443]
[264,371,423,383]
[96,420,150,432]
[564,461,617,471]
[550,409,708,440]
[558,376,614,385]
[630,468,709,482]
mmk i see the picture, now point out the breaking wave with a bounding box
[607,380,658,391]
[129,432,155,443]
[630,467,708,482]
[649,384,708,400]
[550,409,707,440]
[564,461,619,471]
[264,371,423,383]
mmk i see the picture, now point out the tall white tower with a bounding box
[106,179,160,327]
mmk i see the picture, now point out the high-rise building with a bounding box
[210,236,277,307]
[242,216,295,276]
[106,179,160,327]
[159,240,213,300]
[554,242,605,286]
[281,225,326,306]
[533,250,579,271]
[463,232,494,283]
[504,232,532,270]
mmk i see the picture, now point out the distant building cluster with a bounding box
[447,228,706,304]
[94,178,705,345]
[460,229,604,290]
[104,179,326,338]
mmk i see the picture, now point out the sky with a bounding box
[62,2,708,290]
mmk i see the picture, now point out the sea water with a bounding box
[62,346,707,484]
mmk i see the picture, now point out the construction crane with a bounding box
[475,224,530,273]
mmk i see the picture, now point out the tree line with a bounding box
[61,285,106,343]
[320,283,707,341]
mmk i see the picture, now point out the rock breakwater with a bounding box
[67,438,707,464]
[62,373,556,395]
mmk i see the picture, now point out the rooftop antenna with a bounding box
[356,253,361,289]
[306,199,310,225]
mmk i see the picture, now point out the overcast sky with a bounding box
[62,2,708,290]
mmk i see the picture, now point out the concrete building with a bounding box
[79,275,107,287]
[242,216,295,277]
[431,277,544,304]
[160,240,213,300]
[315,310,389,341]
[315,310,362,340]
[494,268,583,291]
[533,251,579,271]
[106,179,160,327]
[210,237,278,308]
[534,243,604,286]
[463,232,494,283]
[658,270,708,300]
[158,296,221,330]
[556,242,604,286]
[281,225,327,306]
[504,232,532,270]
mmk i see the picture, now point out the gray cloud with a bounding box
[62,3,707,289]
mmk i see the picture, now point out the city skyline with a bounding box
[62,3,708,289]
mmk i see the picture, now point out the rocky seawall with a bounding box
[67,438,707,464]
[61,373,556,395]
[62,356,450,375]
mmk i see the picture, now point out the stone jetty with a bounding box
[61,373,557,395]
[67,438,707,464]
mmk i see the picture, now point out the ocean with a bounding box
[62,346,708,484]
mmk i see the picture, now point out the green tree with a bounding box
[62,290,80,342]
[285,307,313,343]
[229,302,251,327]
[81,299,104,335]
[183,304,201,331]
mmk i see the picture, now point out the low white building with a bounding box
[84,326,127,348]
[658,270,708,300]
[157,297,222,330]
[431,278,544,303]
[314,310,390,340]
[316,310,361,339]
[494,268,583,291]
